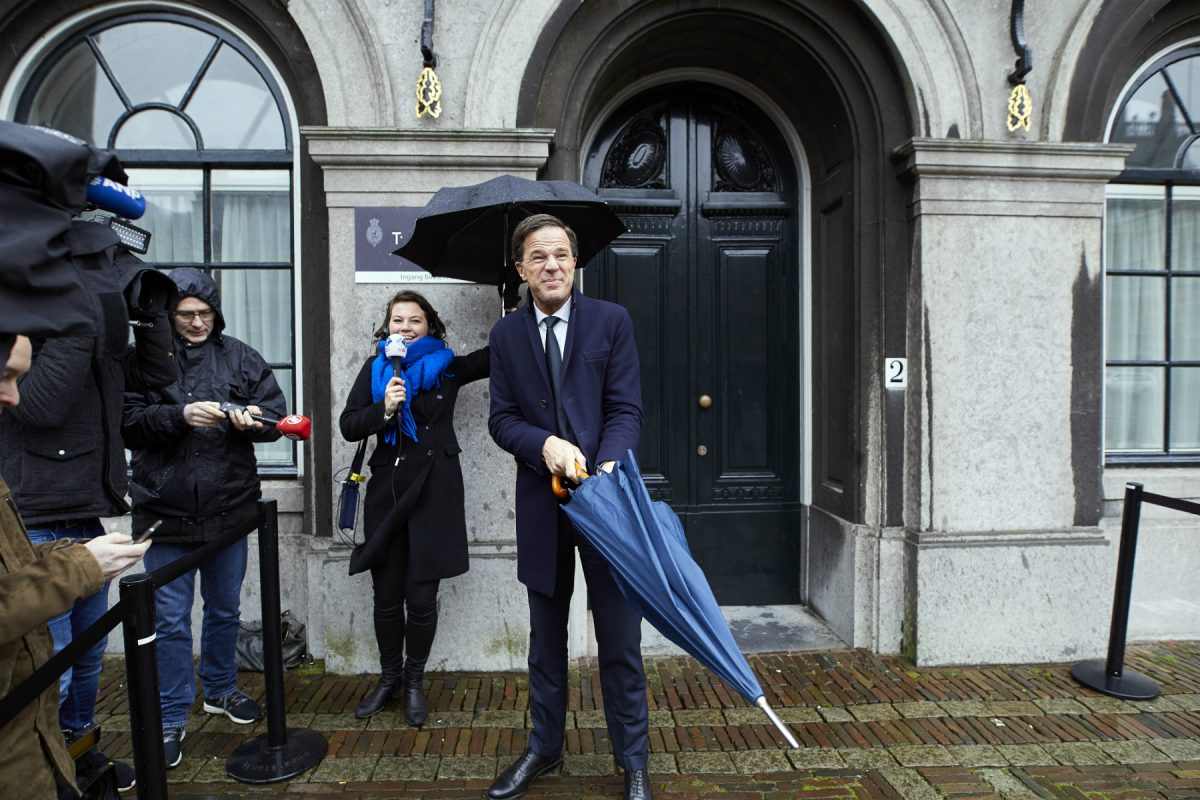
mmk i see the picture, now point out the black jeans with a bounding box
[369,522,440,677]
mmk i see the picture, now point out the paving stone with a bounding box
[647,752,678,774]
[878,766,943,800]
[839,748,897,770]
[815,705,854,723]
[994,744,1057,766]
[978,767,1041,799]
[189,756,236,783]
[776,705,823,723]
[647,709,674,728]
[849,703,900,721]
[676,752,737,774]
[1152,738,1200,761]
[1033,698,1090,715]
[1078,695,1138,714]
[473,710,525,728]
[887,744,957,767]
[363,711,405,730]
[574,709,607,729]
[893,701,945,718]
[938,701,991,717]
[731,749,792,774]
[165,757,208,783]
[789,748,847,769]
[987,701,1041,717]
[949,743,1008,767]
[1131,695,1183,713]
[310,712,368,730]
[562,753,615,776]
[1171,693,1200,711]
[98,712,131,732]
[372,755,439,781]
[1042,742,1116,765]
[307,755,380,782]
[423,710,474,728]
[1097,739,1175,763]
[437,755,498,779]
[674,708,725,725]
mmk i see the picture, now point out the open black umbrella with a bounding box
[393,174,626,304]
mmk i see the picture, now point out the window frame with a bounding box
[14,10,300,475]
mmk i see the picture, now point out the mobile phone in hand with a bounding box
[134,519,163,544]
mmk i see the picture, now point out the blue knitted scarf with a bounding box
[371,336,454,444]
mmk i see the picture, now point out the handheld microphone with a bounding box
[218,402,312,441]
[85,176,146,219]
[385,334,408,376]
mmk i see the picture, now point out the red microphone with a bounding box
[219,402,312,441]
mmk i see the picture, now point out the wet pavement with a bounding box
[93,641,1200,798]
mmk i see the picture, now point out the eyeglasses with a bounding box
[173,309,215,322]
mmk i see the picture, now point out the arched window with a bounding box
[1105,47,1200,461]
[15,12,298,470]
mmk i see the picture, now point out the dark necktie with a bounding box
[544,316,574,442]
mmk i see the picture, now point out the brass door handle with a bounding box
[698,394,712,409]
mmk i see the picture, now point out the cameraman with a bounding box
[0,333,150,799]
[0,271,174,792]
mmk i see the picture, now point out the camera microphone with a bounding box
[218,402,313,441]
[385,334,407,376]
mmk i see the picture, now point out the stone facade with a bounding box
[3,0,1198,669]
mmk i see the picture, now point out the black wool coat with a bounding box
[338,345,489,578]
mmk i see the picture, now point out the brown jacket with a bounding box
[0,475,104,798]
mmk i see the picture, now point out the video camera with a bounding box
[0,121,174,356]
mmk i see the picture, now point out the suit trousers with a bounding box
[526,510,649,770]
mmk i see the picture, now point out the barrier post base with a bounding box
[1070,660,1160,700]
[225,728,327,783]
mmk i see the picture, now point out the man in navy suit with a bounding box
[488,214,652,800]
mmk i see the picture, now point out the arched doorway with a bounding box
[583,84,802,604]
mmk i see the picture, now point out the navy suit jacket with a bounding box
[489,289,643,596]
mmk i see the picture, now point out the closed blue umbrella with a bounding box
[561,451,799,748]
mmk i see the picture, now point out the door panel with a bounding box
[585,85,801,603]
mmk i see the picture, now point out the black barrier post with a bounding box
[120,572,169,798]
[1070,482,1160,700]
[226,499,327,782]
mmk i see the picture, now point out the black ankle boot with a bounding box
[404,668,428,726]
[355,674,400,719]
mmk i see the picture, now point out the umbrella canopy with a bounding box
[393,174,626,289]
[561,451,799,749]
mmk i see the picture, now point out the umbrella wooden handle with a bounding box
[550,461,589,500]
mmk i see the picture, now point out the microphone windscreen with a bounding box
[384,333,407,360]
[86,176,146,219]
[277,414,312,441]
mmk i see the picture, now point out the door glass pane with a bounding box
[1105,366,1165,451]
[24,42,125,146]
[125,169,204,263]
[1172,187,1200,271]
[212,170,290,263]
[92,21,216,107]
[1169,367,1200,450]
[1106,275,1165,360]
[185,44,285,149]
[114,109,195,149]
[1114,73,1189,168]
[1171,277,1200,359]
[212,268,292,364]
[1106,192,1165,271]
[254,368,294,465]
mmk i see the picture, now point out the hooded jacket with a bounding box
[0,254,176,526]
[122,268,285,542]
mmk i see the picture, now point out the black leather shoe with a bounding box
[354,677,400,719]
[624,767,653,800]
[487,748,561,799]
[404,677,428,726]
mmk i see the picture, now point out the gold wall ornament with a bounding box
[416,66,442,118]
[1007,83,1032,132]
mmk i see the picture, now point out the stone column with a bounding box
[894,139,1131,665]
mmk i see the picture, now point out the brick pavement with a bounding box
[91,641,1200,799]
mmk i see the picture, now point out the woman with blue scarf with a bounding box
[339,290,489,723]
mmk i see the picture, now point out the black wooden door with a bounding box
[583,85,802,604]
